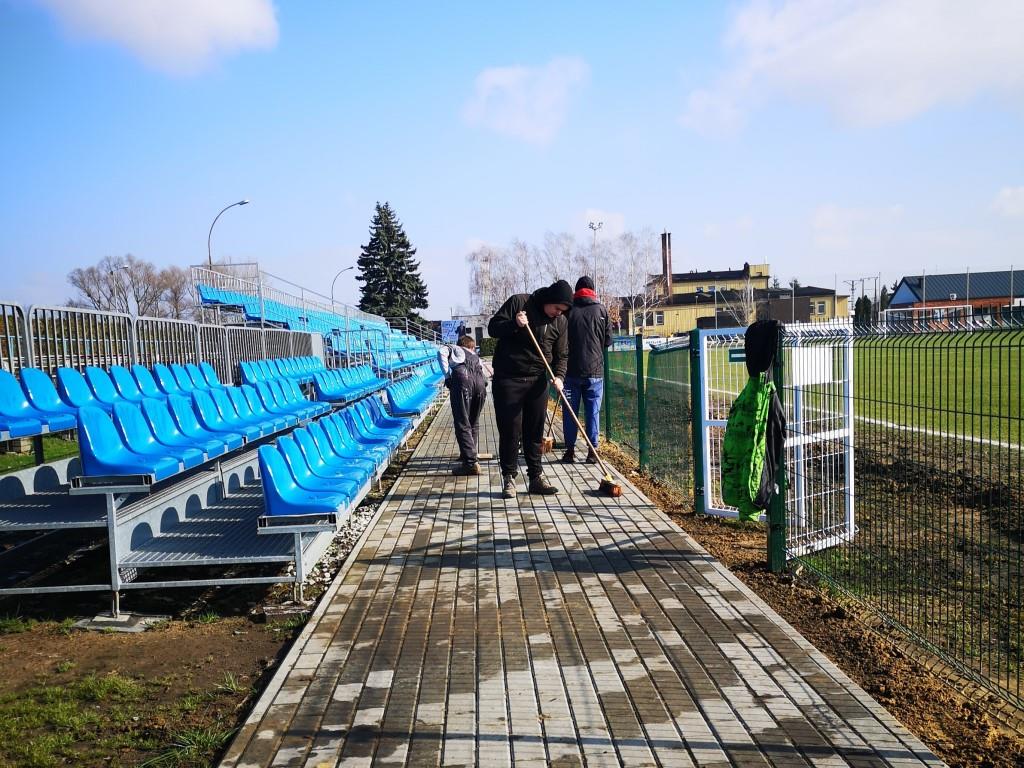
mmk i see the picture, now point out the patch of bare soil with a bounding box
[0,409,437,767]
[598,438,1024,768]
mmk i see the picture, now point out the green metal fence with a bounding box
[603,323,1024,711]
[605,337,641,457]
[789,326,1024,709]
[604,335,693,491]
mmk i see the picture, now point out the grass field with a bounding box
[0,436,78,475]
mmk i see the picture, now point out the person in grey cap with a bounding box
[561,275,611,464]
[487,279,572,498]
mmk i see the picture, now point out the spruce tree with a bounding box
[356,202,429,322]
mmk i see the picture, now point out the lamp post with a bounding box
[588,220,603,287]
[207,199,249,270]
[331,266,355,307]
[110,263,135,316]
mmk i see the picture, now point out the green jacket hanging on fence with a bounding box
[722,320,786,522]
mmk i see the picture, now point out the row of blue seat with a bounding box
[0,356,329,442]
[239,356,326,387]
[385,371,443,417]
[259,398,415,517]
[311,365,388,403]
[77,379,331,482]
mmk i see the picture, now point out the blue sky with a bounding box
[2,0,1023,316]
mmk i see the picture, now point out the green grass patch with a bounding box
[0,615,36,634]
[138,726,235,768]
[0,436,79,475]
[0,672,148,767]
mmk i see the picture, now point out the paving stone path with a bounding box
[220,401,943,768]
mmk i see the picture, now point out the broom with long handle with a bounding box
[541,393,559,453]
[523,323,622,497]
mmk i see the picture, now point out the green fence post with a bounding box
[603,347,612,443]
[767,335,787,573]
[689,329,705,514]
[636,333,648,470]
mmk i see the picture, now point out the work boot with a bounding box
[559,447,575,464]
[501,474,517,499]
[452,462,480,476]
[585,449,599,465]
[528,474,559,495]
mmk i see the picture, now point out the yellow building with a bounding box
[619,234,848,334]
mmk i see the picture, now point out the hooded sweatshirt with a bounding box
[566,276,612,378]
[487,282,570,379]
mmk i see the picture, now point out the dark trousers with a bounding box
[492,374,548,478]
[450,368,487,465]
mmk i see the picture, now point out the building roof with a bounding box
[892,270,1023,305]
[765,286,843,299]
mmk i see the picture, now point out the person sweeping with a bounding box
[487,280,572,499]
[438,335,489,475]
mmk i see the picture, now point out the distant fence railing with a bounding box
[0,302,319,385]
[604,323,1024,710]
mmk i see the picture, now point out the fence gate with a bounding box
[695,326,856,557]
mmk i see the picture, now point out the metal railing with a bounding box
[385,316,440,343]
[0,300,29,375]
[0,302,319,385]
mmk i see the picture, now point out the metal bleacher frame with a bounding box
[1,285,443,616]
[0,301,349,614]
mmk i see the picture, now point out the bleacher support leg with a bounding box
[293,532,305,603]
[32,435,45,467]
[105,493,127,618]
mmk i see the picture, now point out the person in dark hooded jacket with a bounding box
[561,276,612,463]
[487,279,572,499]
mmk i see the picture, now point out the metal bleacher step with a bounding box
[119,486,300,568]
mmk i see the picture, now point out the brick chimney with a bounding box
[661,231,673,295]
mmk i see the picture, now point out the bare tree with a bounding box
[467,244,515,315]
[159,265,200,320]
[613,230,661,334]
[507,238,538,294]
[67,254,198,318]
[717,276,758,327]
[538,232,578,284]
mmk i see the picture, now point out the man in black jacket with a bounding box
[487,279,572,499]
[561,276,612,463]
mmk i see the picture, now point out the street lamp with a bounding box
[588,220,603,288]
[207,199,249,270]
[110,263,134,316]
[331,266,355,306]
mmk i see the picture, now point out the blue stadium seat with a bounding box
[0,369,75,433]
[140,397,227,460]
[57,367,114,414]
[113,401,205,469]
[228,387,286,433]
[199,362,226,389]
[186,363,214,391]
[20,367,78,419]
[110,365,150,403]
[277,436,358,499]
[166,394,244,451]
[76,405,179,481]
[131,365,167,400]
[84,366,127,409]
[171,363,202,393]
[294,426,377,476]
[153,364,187,397]
[258,445,345,517]
[312,418,389,465]
[209,388,267,438]
[193,390,262,442]
[241,384,298,429]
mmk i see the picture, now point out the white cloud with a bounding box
[581,209,625,239]
[993,186,1024,218]
[681,0,1024,134]
[463,56,589,144]
[36,0,278,75]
